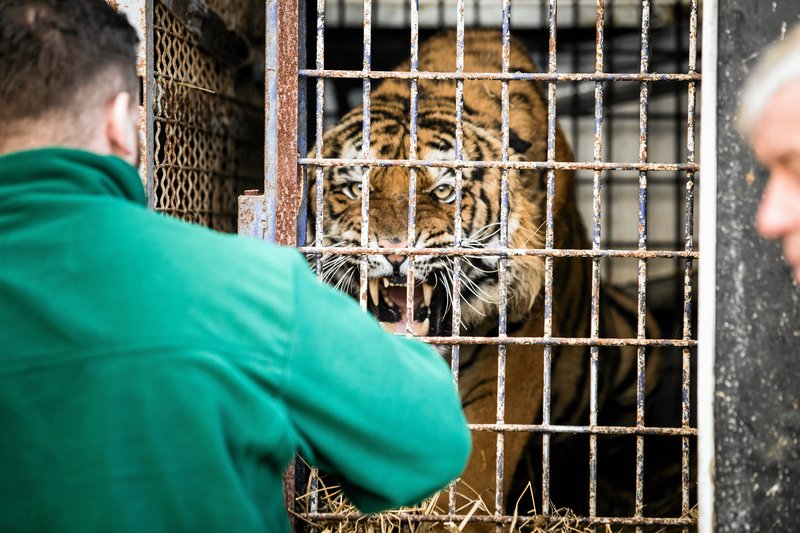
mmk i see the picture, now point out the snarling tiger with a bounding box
[307,30,687,527]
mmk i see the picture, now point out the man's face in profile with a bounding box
[751,79,800,282]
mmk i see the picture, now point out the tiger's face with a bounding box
[308,92,547,339]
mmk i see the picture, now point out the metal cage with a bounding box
[120,0,701,530]
[141,0,265,233]
[273,0,700,530]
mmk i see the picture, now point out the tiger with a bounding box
[307,29,688,529]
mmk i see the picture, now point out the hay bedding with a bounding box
[290,463,627,533]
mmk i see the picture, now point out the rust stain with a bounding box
[273,0,299,247]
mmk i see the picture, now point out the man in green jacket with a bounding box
[0,1,470,531]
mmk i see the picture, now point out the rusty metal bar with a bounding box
[410,336,697,348]
[275,0,299,246]
[305,0,325,522]
[404,0,419,339]
[589,0,605,521]
[682,0,699,525]
[298,157,700,172]
[635,1,651,527]
[266,0,299,521]
[451,4,465,497]
[298,246,699,259]
[297,512,695,527]
[358,0,372,312]
[413,335,696,348]
[496,2,511,526]
[299,69,701,82]
[314,0,325,274]
[541,0,557,517]
[468,423,696,436]
[265,0,299,245]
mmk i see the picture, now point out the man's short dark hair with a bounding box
[0,0,139,124]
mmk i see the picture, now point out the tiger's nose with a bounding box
[378,238,409,270]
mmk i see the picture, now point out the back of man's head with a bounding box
[0,0,139,153]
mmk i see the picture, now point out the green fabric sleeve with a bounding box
[280,253,471,513]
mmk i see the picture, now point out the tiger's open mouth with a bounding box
[366,277,452,337]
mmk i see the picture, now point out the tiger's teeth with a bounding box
[422,283,433,307]
[414,318,431,337]
[382,278,390,288]
[369,278,379,307]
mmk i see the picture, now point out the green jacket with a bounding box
[0,148,470,532]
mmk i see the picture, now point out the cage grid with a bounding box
[150,2,263,233]
[126,0,700,529]
[282,0,699,530]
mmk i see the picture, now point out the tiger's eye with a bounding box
[343,182,363,200]
[432,184,455,203]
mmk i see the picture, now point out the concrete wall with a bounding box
[714,1,800,530]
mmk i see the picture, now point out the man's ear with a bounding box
[106,92,139,165]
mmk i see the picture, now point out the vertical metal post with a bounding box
[358,0,372,312]
[306,0,325,521]
[404,0,419,338]
[542,0,558,517]
[451,0,465,495]
[314,0,326,273]
[682,2,698,530]
[496,2,511,528]
[589,0,605,522]
[266,0,300,524]
[698,0,718,531]
[635,2,651,530]
[115,0,154,203]
[266,0,300,246]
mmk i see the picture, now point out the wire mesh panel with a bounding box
[151,1,263,232]
[281,0,699,530]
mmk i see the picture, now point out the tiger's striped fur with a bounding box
[308,30,683,527]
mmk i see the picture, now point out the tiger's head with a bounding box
[307,32,578,340]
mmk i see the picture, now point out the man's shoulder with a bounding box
[119,206,304,286]
[91,206,309,350]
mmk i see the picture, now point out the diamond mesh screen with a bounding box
[151,2,263,232]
